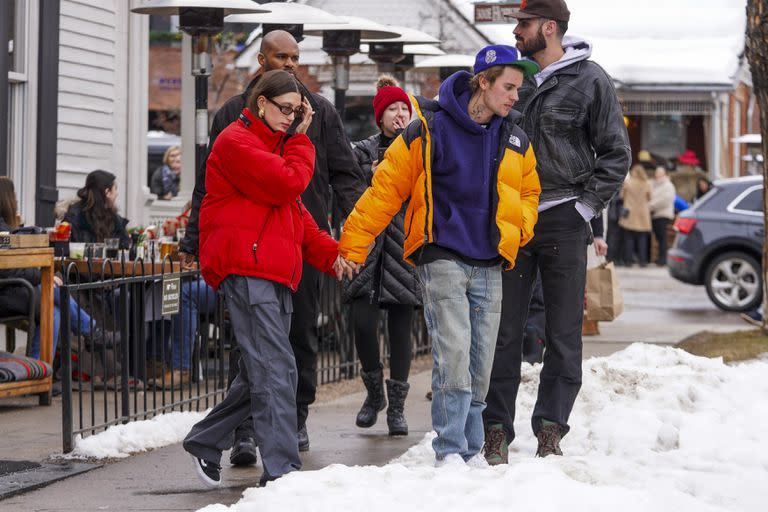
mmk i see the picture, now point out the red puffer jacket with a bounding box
[199,108,338,291]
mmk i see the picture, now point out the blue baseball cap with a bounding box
[473,45,539,77]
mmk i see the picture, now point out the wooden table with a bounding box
[0,247,54,404]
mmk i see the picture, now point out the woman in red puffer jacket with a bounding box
[183,70,356,489]
[198,76,341,291]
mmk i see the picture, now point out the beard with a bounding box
[516,24,547,57]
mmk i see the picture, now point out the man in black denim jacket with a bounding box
[483,0,631,463]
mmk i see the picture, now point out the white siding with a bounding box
[56,0,129,209]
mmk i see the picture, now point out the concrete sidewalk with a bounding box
[2,370,434,511]
[0,265,748,510]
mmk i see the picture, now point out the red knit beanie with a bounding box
[373,86,412,126]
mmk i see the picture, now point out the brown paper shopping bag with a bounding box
[585,261,624,321]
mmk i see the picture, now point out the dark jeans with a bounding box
[352,298,414,382]
[523,272,545,364]
[652,218,670,265]
[232,264,320,440]
[622,229,649,266]
[484,200,587,442]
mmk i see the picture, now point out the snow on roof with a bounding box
[448,0,747,87]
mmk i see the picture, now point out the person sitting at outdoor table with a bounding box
[63,170,130,249]
[147,203,214,390]
[182,70,354,489]
[0,177,120,361]
[150,145,182,200]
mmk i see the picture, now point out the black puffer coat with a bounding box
[342,133,422,307]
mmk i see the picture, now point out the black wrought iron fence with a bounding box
[59,257,429,453]
[58,257,228,453]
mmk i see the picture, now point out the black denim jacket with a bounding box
[516,59,631,216]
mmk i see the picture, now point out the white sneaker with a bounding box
[465,453,490,469]
[435,453,466,468]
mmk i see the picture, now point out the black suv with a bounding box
[668,176,763,312]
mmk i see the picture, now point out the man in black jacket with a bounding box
[179,30,366,462]
[483,0,631,463]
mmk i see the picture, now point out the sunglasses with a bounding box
[267,98,304,117]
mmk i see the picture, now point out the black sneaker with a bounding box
[229,437,258,466]
[191,455,221,488]
[297,425,310,452]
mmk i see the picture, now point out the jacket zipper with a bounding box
[404,208,416,239]
[488,123,510,249]
[252,210,273,264]
[421,122,431,251]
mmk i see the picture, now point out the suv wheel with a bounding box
[704,251,762,312]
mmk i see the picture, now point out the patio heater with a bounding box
[413,53,475,81]
[363,26,441,84]
[304,16,399,117]
[226,2,348,44]
[362,42,444,84]
[131,1,270,174]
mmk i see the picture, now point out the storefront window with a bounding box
[642,115,685,160]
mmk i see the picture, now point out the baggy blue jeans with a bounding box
[417,259,503,460]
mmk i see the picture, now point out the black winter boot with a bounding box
[356,366,386,428]
[386,379,410,436]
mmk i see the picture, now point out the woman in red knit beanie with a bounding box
[344,75,420,436]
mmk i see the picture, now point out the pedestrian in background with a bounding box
[619,165,652,266]
[345,75,421,436]
[649,166,676,266]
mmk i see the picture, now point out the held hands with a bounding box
[333,255,361,281]
[178,251,196,270]
[295,97,315,135]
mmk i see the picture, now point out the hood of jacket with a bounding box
[438,71,502,135]
[535,36,592,86]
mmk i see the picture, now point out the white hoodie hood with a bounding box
[534,36,593,86]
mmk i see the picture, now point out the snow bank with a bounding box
[68,409,208,459]
[198,344,768,512]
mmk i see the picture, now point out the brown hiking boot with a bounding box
[483,424,508,465]
[535,422,563,457]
